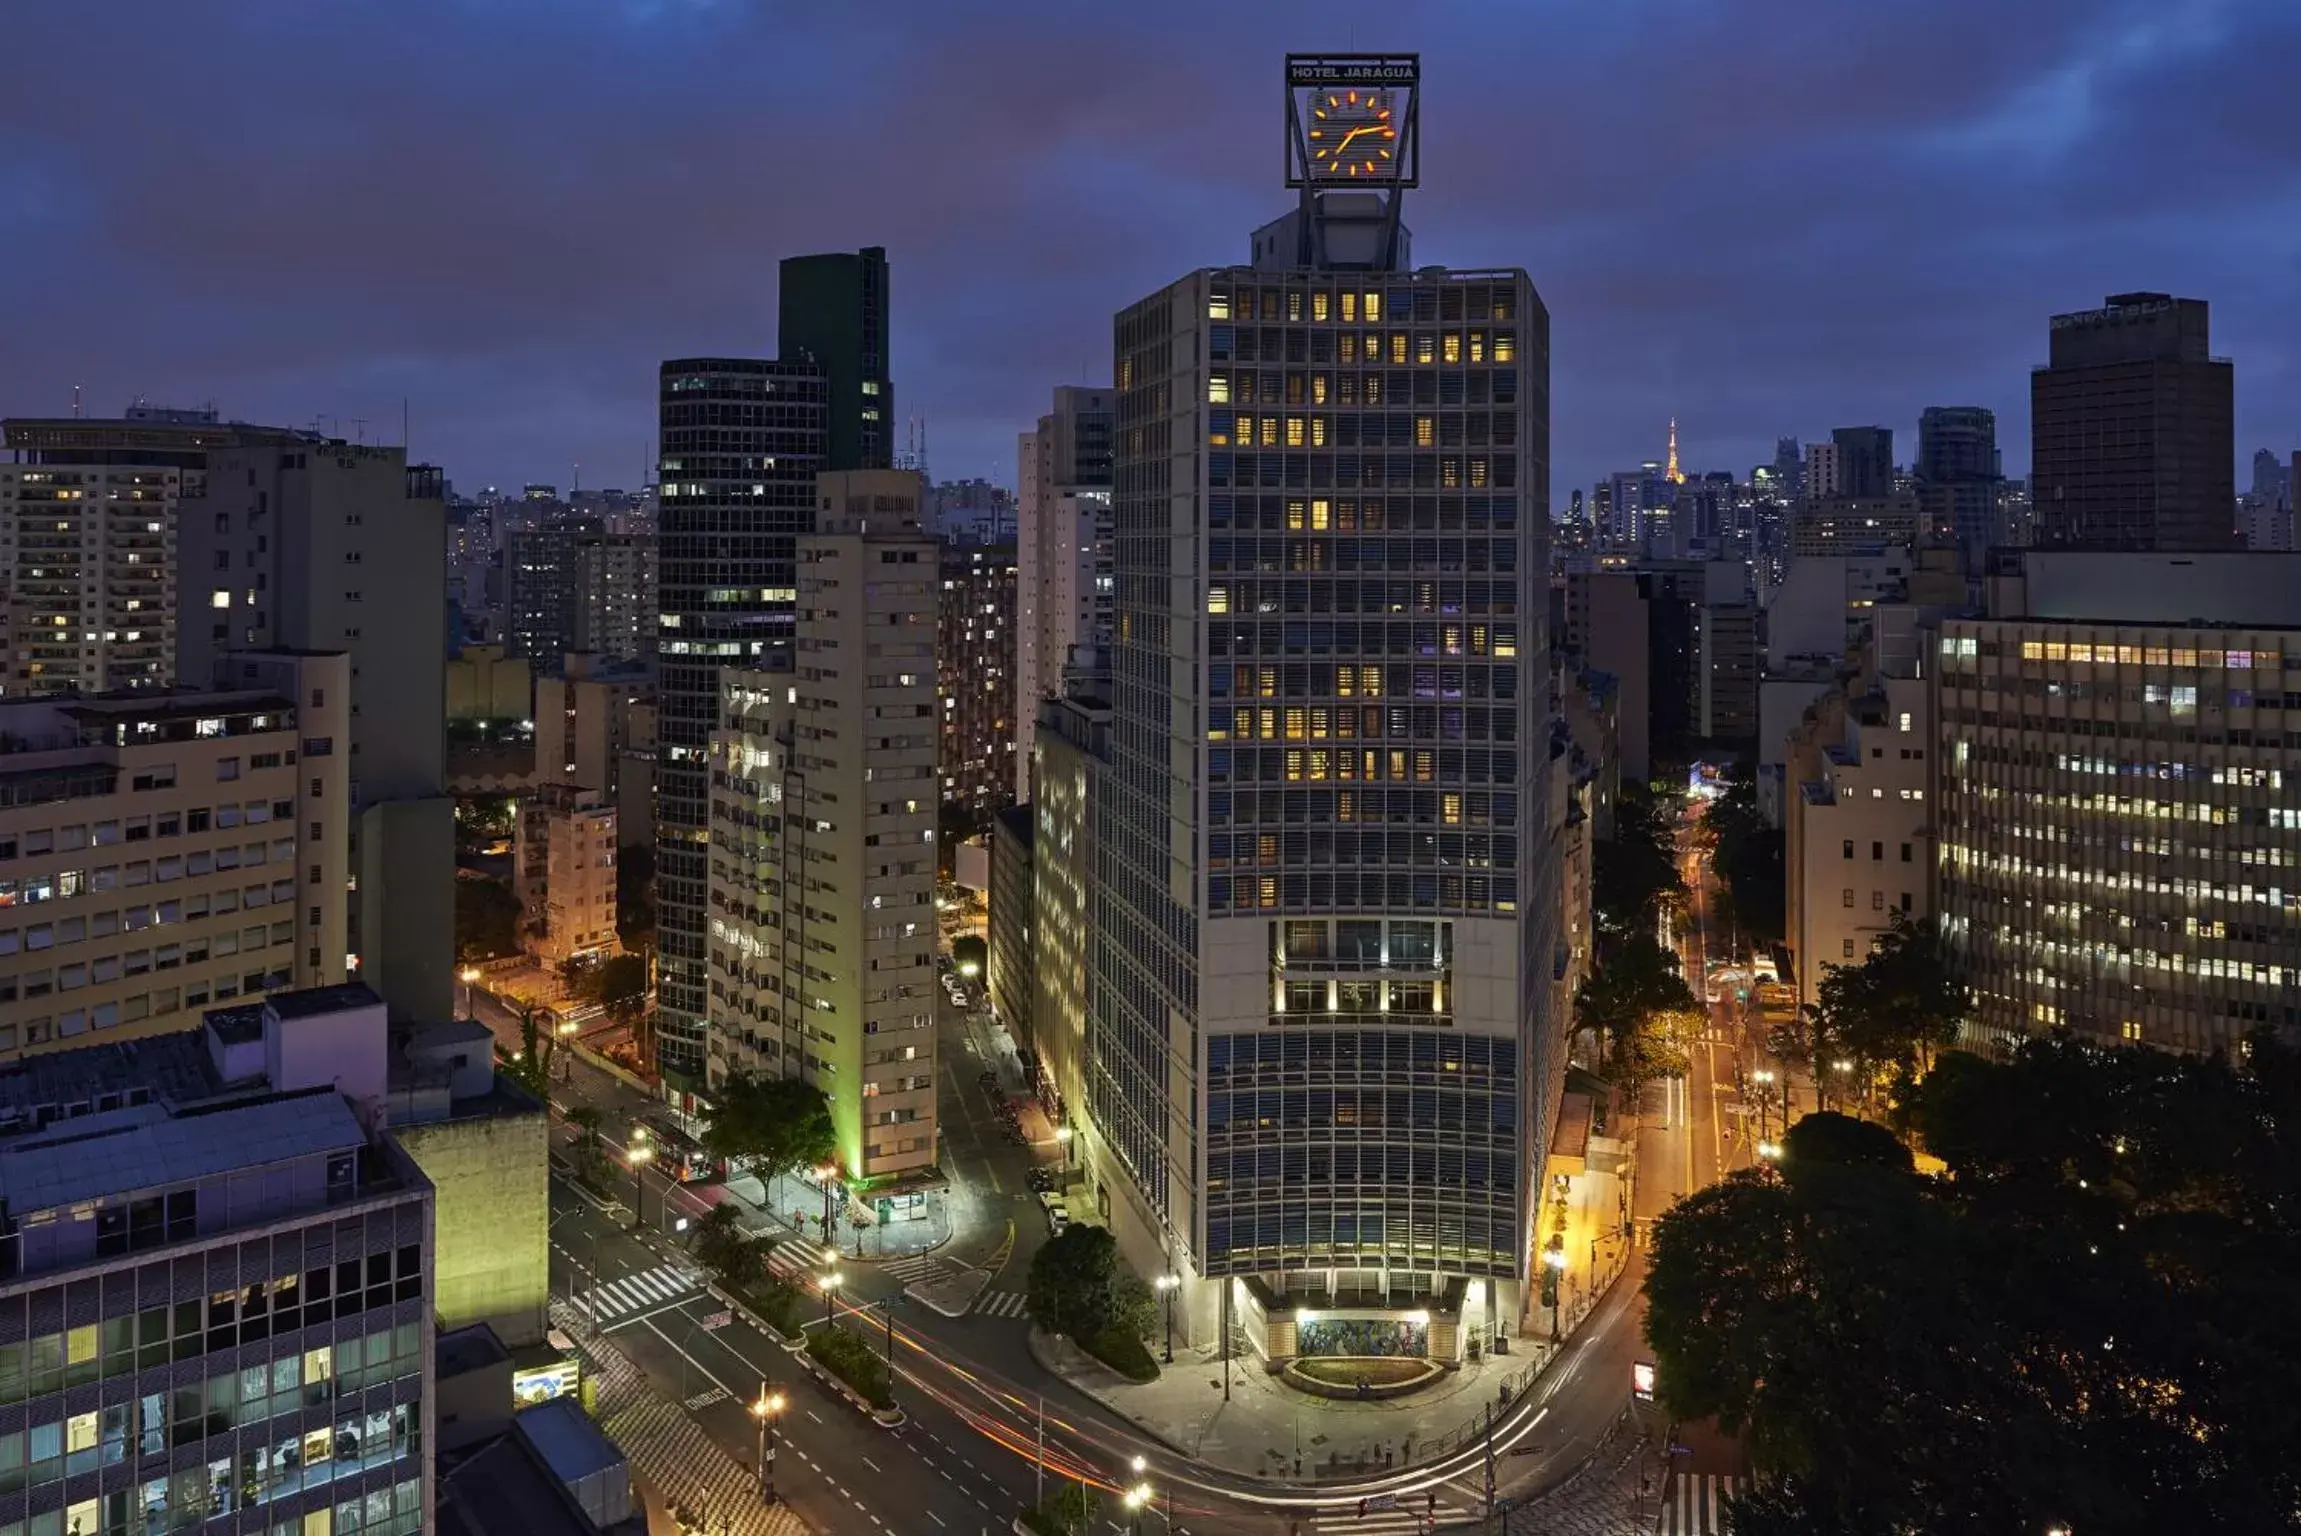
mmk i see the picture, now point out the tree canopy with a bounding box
[698,1073,837,1183]
[454,876,521,961]
[1643,1032,2301,1534]
[1808,914,1965,1099]
[1026,1223,1122,1341]
[1704,770,1784,945]
[1572,929,1698,1090]
[1592,784,1684,943]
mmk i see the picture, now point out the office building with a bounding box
[1079,72,1559,1352]
[778,248,892,476]
[1790,491,1920,558]
[1695,599,1758,751]
[0,458,176,697]
[1936,550,2301,1055]
[0,985,437,1535]
[653,358,826,1091]
[2031,293,2237,550]
[1014,386,1116,802]
[0,651,351,1060]
[1918,406,2000,568]
[704,471,938,1186]
[1772,437,1804,503]
[444,646,531,725]
[1831,426,1894,501]
[937,542,1017,817]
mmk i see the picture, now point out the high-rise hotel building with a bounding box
[1937,550,2301,1056]
[1078,56,1561,1346]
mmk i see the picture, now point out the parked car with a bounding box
[1026,1167,1060,1194]
[1037,1191,1069,1230]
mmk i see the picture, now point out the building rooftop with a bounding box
[436,1321,512,1379]
[436,1428,602,1536]
[0,1088,363,1213]
[0,1031,218,1128]
[269,983,384,1020]
[517,1397,625,1490]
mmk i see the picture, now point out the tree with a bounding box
[1571,930,1698,1089]
[951,933,987,979]
[564,1104,608,1188]
[692,1203,761,1286]
[1644,1032,2301,1534]
[454,876,521,961]
[1704,771,1784,945]
[504,1004,553,1097]
[1025,1223,1121,1341]
[1592,784,1684,942]
[698,1073,836,1185]
[597,954,650,1022]
[1811,914,1964,1092]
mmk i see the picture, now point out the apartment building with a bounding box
[513,785,616,969]
[0,464,177,696]
[0,652,351,1060]
[704,472,940,1185]
[936,543,1017,817]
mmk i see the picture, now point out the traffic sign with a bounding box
[1632,1360,1657,1401]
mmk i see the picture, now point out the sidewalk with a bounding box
[1030,1326,1555,1482]
[554,1300,811,1536]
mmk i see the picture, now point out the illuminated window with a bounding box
[1287,500,1306,530]
[1340,292,1358,322]
[1313,292,1331,321]
[1469,332,1486,363]
[1442,792,1462,825]
[1468,458,1488,488]
[1286,418,1305,447]
[1209,293,1231,319]
[1285,708,1307,741]
[1285,751,1304,782]
[1209,375,1231,404]
[1308,751,1330,780]
[1414,750,1435,782]
[1259,668,1278,699]
[1364,376,1382,404]
[1364,293,1382,321]
[1207,587,1229,615]
[1899,712,1912,733]
[1235,414,1254,445]
[1415,416,1435,447]
[1493,332,1515,362]
[1494,627,1517,658]
[1416,335,1436,364]
[1260,419,1280,447]
[1389,334,1409,364]
[210,589,231,610]
[1311,418,1327,447]
[1442,459,1461,488]
[1444,334,1462,364]
[1311,375,1329,405]
[1310,500,1331,530]
[1287,291,1303,322]
[1258,708,1277,739]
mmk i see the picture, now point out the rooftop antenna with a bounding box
[351,417,367,446]
[71,384,82,418]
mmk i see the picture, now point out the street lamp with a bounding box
[820,1268,843,1329]
[1751,1068,1776,1141]
[1543,1246,1568,1343]
[1756,1140,1783,1162]
[1154,1273,1179,1364]
[626,1134,654,1231]
[1055,1124,1075,1169]
[815,1162,840,1248]
[1123,1458,1152,1536]
[458,965,481,1019]
[750,1383,786,1503]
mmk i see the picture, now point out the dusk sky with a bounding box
[3,0,2295,504]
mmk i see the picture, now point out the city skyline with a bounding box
[1,1,2294,502]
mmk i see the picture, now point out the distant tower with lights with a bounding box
[1666,419,1686,484]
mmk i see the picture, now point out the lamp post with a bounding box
[1123,1458,1153,1536]
[750,1383,786,1503]
[627,1132,653,1231]
[1543,1246,1567,1343]
[1055,1123,1075,1171]
[816,1163,839,1249]
[1751,1068,1776,1143]
[458,965,481,1020]
[1154,1273,1179,1364]
[820,1268,843,1329]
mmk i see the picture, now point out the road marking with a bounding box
[926,1513,945,1527]
[862,1456,880,1473]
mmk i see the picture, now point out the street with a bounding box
[478,918,1742,1535]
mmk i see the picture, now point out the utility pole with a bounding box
[1220,1280,1232,1402]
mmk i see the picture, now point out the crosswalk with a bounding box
[974,1288,1029,1319]
[577,1260,702,1323]
[761,1239,833,1284]
[1657,1474,1739,1534]
[878,1252,954,1286]
[1302,1492,1474,1532]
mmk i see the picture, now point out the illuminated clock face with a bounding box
[1307,88,1399,180]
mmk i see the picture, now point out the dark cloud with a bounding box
[0,0,2293,496]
